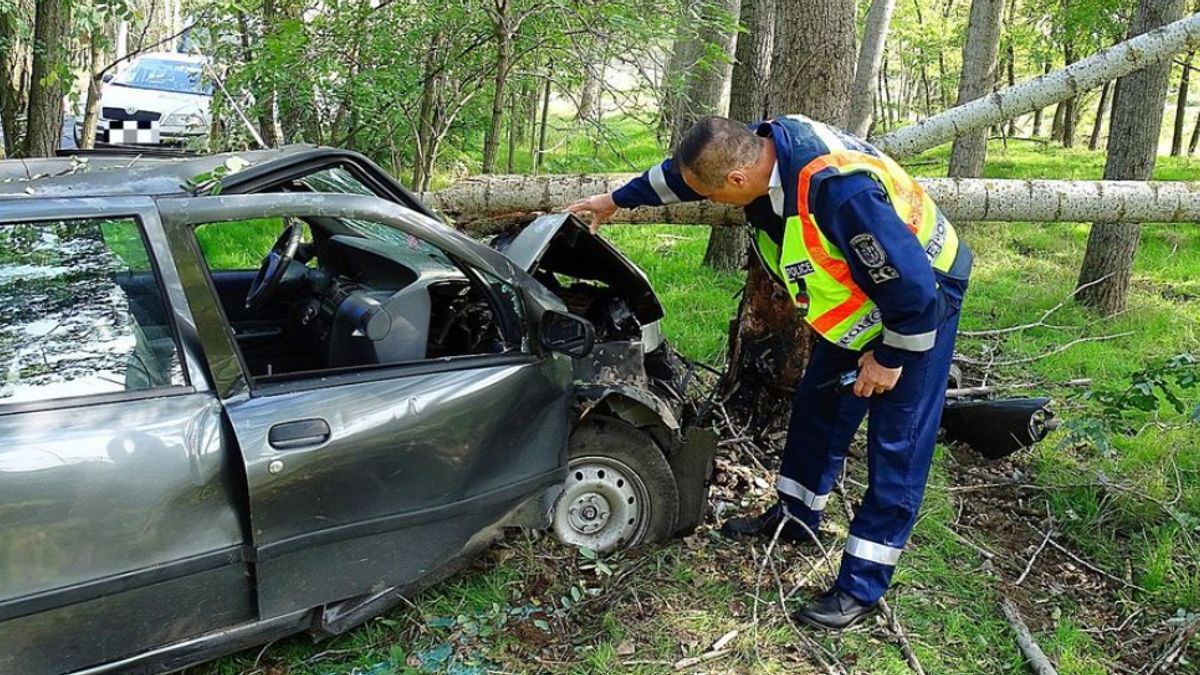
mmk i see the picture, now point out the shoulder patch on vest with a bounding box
[784,260,815,283]
[849,233,887,268]
[868,265,900,284]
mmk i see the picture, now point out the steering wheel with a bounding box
[245,218,303,310]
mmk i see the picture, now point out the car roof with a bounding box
[0,145,441,221]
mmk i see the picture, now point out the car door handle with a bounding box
[268,419,331,450]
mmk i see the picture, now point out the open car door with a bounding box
[157,193,573,620]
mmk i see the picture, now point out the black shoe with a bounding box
[719,504,822,546]
[793,587,879,632]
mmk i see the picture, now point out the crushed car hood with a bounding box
[492,213,665,325]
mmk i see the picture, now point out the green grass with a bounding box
[193,121,1199,673]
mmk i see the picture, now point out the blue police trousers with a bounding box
[776,273,967,604]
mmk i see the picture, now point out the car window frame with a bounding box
[157,193,543,401]
[0,196,200,417]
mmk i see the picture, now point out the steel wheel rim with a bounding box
[552,455,650,553]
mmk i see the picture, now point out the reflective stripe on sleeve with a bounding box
[648,163,680,205]
[882,327,937,351]
[845,535,903,565]
[777,476,830,511]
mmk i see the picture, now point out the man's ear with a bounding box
[727,169,748,187]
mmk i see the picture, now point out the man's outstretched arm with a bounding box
[568,158,705,232]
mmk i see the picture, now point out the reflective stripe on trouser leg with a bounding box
[836,280,966,605]
[778,339,869,529]
[844,535,903,565]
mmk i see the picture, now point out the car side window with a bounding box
[196,217,312,270]
[189,215,529,381]
[0,217,185,405]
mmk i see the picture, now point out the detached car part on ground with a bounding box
[0,147,714,675]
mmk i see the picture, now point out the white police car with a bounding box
[77,52,211,147]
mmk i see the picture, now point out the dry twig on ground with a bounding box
[1015,529,1055,585]
[960,274,1113,338]
[1000,597,1059,675]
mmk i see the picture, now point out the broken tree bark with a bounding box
[873,11,1200,158]
[424,175,1200,229]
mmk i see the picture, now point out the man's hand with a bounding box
[853,351,902,398]
[566,192,618,234]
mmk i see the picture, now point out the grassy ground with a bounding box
[193,131,1199,674]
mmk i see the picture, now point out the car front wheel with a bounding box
[552,415,679,553]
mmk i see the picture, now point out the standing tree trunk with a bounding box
[910,0,935,117]
[1190,93,1200,153]
[0,6,30,157]
[507,91,518,172]
[79,32,105,150]
[668,0,740,149]
[728,0,774,124]
[411,32,442,190]
[576,65,601,122]
[948,0,1006,178]
[665,0,743,270]
[1078,0,1187,315]
[1089,81,1112,150]
[24,0,72,158]
[723,0,856,424]
[882,52,897,129]
[534,69,551,173]
[847,0,897,137]
[1004,0,1019,137]
[482,2,513,174]
[1031,60,1051,136]
[115,19,127,71]
[1171,51,1193,155]
[1060,45,1079,147]
[703,0,774,273]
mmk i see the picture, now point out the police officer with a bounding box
[568,114,972,631]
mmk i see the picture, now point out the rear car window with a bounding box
[0,218,185,405]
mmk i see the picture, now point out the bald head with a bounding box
[676,116,764,190]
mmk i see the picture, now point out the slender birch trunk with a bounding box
[848,0,897,137]
[1171,51,1193,155]
[948,0,1007,178]
[1089,82,1112,150]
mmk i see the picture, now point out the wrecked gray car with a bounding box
[0,147,714,675]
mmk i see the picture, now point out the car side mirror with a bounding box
[102,72,114,83]
[539,310,595,358]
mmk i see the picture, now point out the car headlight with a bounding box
[162,113,206,129]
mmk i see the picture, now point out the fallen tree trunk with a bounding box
[424,175,1200,230]
[872,11,1200,159]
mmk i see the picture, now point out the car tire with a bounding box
[552,414,679,553]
